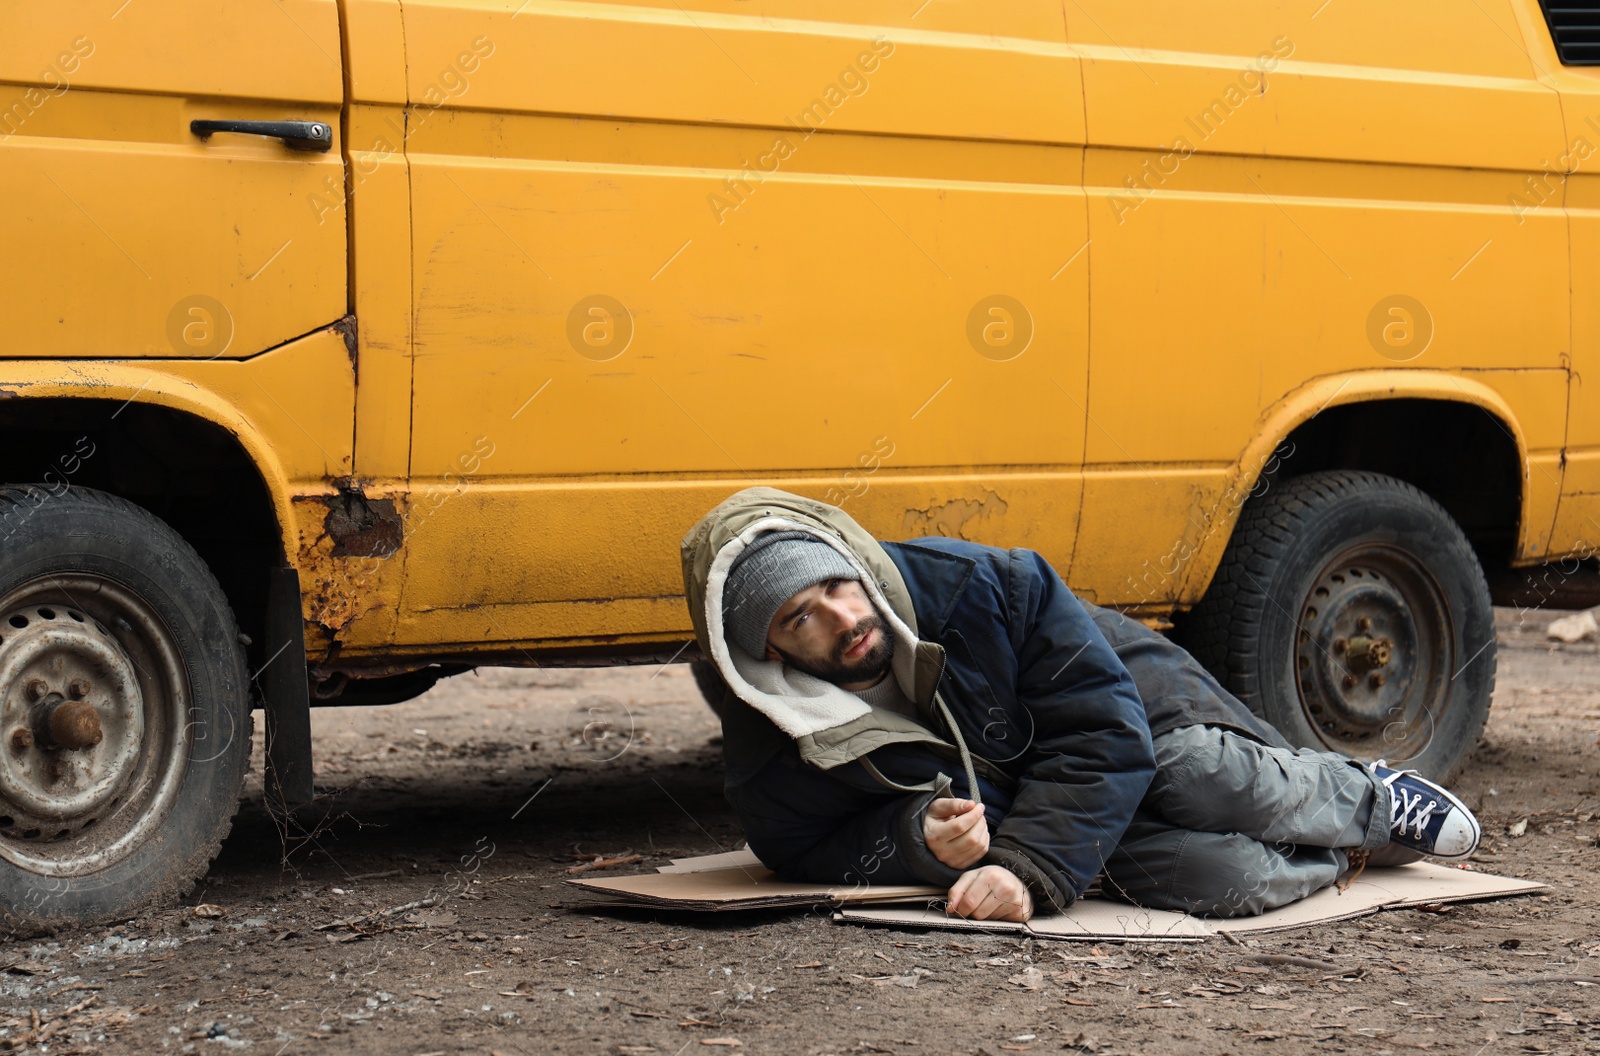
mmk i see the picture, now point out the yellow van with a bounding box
[3,0,1598,925]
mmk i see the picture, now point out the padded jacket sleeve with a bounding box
[981,549,1156,911]
[725,745,964,890]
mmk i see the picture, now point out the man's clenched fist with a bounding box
[923,797,988,869]
[946,865,1034,922]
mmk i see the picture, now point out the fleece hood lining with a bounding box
[704,516,923,740]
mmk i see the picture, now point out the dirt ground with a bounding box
[3,608,1599,1056]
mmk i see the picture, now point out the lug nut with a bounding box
[1369,672,1386,688]
[1342,675,1356,690]
[25,679,48,701]
[68,679,90,699]
[1356,616,1372,631]
[11,728,33,751]
[1333,638,1347,654]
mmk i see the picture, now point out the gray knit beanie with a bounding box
[722,531,860,659]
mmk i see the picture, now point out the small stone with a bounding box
[1546,610,1598,643]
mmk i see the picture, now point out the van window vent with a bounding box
[1541,1,1600,65]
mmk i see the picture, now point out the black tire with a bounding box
[1177,470,1494,781]
[0,486,250,933]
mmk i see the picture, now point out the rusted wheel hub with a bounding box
[0,574,188,877]
[1293,546,1451,760]
[0,605,144,826]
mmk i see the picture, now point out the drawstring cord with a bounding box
[934,693,983,811]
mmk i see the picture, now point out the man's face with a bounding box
[763,578,894,689]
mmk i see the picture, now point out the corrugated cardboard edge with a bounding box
[1212,863,1548,937]
[567,862,941,910]
[656,849,765,874]
[835,903,1209,942]
[835,864,1545,942]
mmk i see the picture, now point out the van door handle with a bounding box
[190,119,332,152]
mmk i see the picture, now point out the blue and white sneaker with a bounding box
[1372,761,1481,860]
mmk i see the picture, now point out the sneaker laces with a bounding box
[1377,764,1440,839]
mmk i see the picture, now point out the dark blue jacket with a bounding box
[718,536,1289,910]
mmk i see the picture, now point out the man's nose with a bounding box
[822,599,859,634]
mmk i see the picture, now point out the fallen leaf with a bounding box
[0,962,53,976]
[410,990,442,1001]
[1508,819,1529,838]
[1062,996,1096,1006]
[871,968,931,988]
[1008,967,1045,990]
[406,908,459,928]
[1250,1002,1298,1011]
[793,962,823,969]
[191,904,226,919]
[567,854,646,874]
[700,1040,742,1048]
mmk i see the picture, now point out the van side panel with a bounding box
[388,2,1092,651]
[1070,0,1570,607]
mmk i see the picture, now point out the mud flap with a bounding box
[263,566,314,809]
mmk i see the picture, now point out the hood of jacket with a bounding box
[680,487,960,772]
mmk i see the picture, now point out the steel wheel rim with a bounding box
[1292,544,1452,761]
[0,574,192,877]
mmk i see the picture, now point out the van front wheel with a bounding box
[0,487,249,932]
[1179,470,1495,782]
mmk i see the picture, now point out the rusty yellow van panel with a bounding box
[8,0,1600,661]
[0,326,354,508]
[386,1,1092,641]
[0,2,346,360]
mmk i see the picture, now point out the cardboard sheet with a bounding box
[834,901,1212,942]
[837,863,1546,941]
[568,848,941,910]
[1209,861,1547,936]
[569,850,1544,939]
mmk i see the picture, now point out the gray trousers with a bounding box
[1101,725,1392,917]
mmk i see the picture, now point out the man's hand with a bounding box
[923,797,989,869]
[946,865,1033,922]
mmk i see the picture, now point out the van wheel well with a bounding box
[1265,399,1521,580]
[0,398,280,675]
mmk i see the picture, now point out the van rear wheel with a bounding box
[0,486,249,932]
[1178,470,1494,781]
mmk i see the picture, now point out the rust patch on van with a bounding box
[319,481,402,557]
[292,483,406,655]
[329,314,358,369]
[902,490,1010,541]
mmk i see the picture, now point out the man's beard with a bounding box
[773,613,895,686]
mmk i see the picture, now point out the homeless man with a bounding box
[679,488,1482,922]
